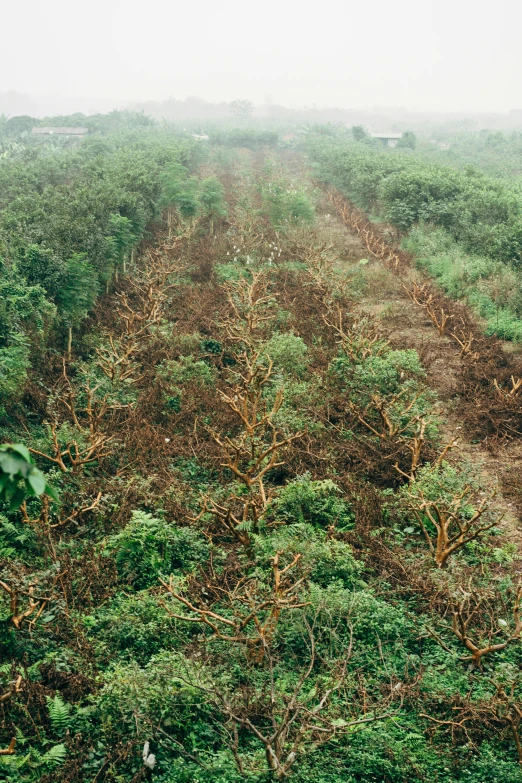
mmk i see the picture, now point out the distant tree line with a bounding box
[0,119,201,405]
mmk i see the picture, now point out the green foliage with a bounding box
[56,254,99,329]
[0,263,54,400]
[263,183,315,227]
[159,163,201,221]
[0,127,197,375]
[404,224,522,340]
[271,475,355,532]
[0,443,57,510]
[0,514,37,559]
[46,694,71,736]
[84,592,182,663]
[106,510,210,589]
[157,355,216,387]
[107,213,136,275]
[199,176,227,225]
[260,331,309,377]
[157,355,216,411]
[209,127,279,148]
[397,130,417,149]
[308,134,522,265]
[254,523,362,588]
[351,125,370,142]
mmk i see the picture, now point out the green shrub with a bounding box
[105,511,210,588]
[260,332,309,377]
[157,355,216,387]
[271,475,354,531]
[84,592,183,663]
[253,523,362,588]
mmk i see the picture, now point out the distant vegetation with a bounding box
[308,135,522,338]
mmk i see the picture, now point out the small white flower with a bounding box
[165,437,171,443]
[143,742,156,770]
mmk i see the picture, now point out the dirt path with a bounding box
[312,188,522,545]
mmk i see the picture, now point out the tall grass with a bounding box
[403,225,522,341]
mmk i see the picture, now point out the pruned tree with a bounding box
[160,576,399,779]
[422,674,522,765]
[160,552,308,657]
[427,583,522,668]
[221,272,276,346]
[401,463,502,567]
[323,304,389,362]
[29,362,115,474]
[199,352,302,548]
[0,577,52,630]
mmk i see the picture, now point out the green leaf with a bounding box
[27,470,46,496]
[8,486,27,511]
[0,453,21,478]
[9,444,32,462]
[45,483,60,502]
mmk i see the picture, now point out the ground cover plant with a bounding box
[1,121,522,782]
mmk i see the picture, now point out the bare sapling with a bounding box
[199,351,302,548]
[428,583,522,668]
[323,303,389,362]
[403,464,502,567]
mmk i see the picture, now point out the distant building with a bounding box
[191,133,209,141]
[371,132,403,148]
[31,127,88,138]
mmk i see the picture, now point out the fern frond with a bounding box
[42,743,67,767]
[46,694,71,735]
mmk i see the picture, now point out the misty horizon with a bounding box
[3,0,521,116]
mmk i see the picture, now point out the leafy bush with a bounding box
[106,511,210,588]
[271,475,354,531]
[260,332,309,377]
[254,523,362,588]
[262,184,315,227]
[84,592,185,663]
[157,355,216,387]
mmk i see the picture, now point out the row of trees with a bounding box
[308,135,522,260]
[0,125,204,404]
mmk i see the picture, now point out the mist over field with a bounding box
[2,0,521,118]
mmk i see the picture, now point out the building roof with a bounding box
[31,127,88,135]
[371,133,403,139]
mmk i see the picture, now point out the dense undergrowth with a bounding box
[1,131,522,782]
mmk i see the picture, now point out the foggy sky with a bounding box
[2,0,520,112]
